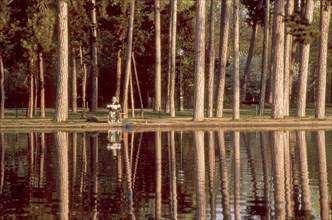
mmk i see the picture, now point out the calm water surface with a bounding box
[0,129,331,219]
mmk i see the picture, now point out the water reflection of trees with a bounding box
[0,129,330,219]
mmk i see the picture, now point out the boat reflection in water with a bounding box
[0,129,331,219]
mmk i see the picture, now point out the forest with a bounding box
[0,0,331,121]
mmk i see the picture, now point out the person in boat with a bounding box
[107,96,122,123]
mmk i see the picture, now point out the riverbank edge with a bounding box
[0,117,331,132]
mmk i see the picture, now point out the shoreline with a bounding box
[0,117,331,132]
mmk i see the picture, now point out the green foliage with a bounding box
[284,11,319,44]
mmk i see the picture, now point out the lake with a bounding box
[0,129,331,219]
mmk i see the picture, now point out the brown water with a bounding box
[0,130,331,219]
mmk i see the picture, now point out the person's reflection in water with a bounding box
[107,130,123,158]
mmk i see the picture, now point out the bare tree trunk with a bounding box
[207,0,216,118]
[271,0,285,119]
[34,70,38,116]
[122,0,135,118]
[284,0,294,116]
[79,46,87,118]
[169,0,177,118]
[315,0,330,119]
[39,52,45,118]
[154,0,162,111]
[193,0,206,121]
[215,0,231,117]
[55,0,69,122]
[27,57,34,119]
[72,48,77,113]
[165,0,173,113]
[232,0,240,120]
[296,0,314,117]
[129,70,135,118]
[132,53,144,117]
[241,22,257,102]
[0,55,4,119]
[89,0,98,112]
[115,48,122,100]
[258,0,270,115]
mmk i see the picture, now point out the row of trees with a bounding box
[0,0,331,121]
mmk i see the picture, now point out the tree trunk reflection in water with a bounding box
[270,131,285,218]
[315,131,330,219]
[260,132,271,218]
[283,131,294,218]
[217,130,231,219]
[233,131,240,220]
[80,133,87,195]
[296,131,312,212]
[194,130,206,219]
[89,133,99,219]
[208,131,216,219]
[122,132,135,219]
[0,133,4,193]
[28,133,35,194]
[168,131,178,219]
[55,131,69,220]
[72,133,77,185]
[155,131,162,219]
[39,133,45,188]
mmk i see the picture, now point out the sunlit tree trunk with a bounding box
[34,69,38,116]
[55,0,69,122]
[271,0,285,118]
[154,0,162,111]
[71,48,77,113]
[115,48,122,100]
[165,0,172,113]
[39,52,45,118]
[215,0,231,117]
[193,0,206,121]
[207,0,216,118]
[27,57,34,119]
[122,0,135,118]
[194,130,206,219]
[241,22,257,102]
[89,0,98,112]
[296,0,314,117]
[258,0,270,115]
[232,0,240,120]
[79,46,87,118]
[316,131,330,219]
[315,0,330,119]
[55,131,69,220]
[0,55,4,119]
[169,0,177,117]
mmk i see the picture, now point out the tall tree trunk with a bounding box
[241,22,258,102]
[284,0,294,116]
[296,0,314,117]
[132,53,144,117]
[27,57,34,119]
[315,0,330,119]
[122,0,135,118]
[154,0,162,111]
[89,0,98,112]
[0,55,4,119]
[34,70,38,116]
[71,48,77,113]
[55,0,69,122]
[79,46,87,118]
[207,0,216,117]
[215,0,231,117]
[115,48,122,100]
[169,0,177,117]
[129,70,135,118]
[271,0,285,119]
[258,0,270,115]
[232,0,240,120]
[193,0,206,121]
[39,52,45,118]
